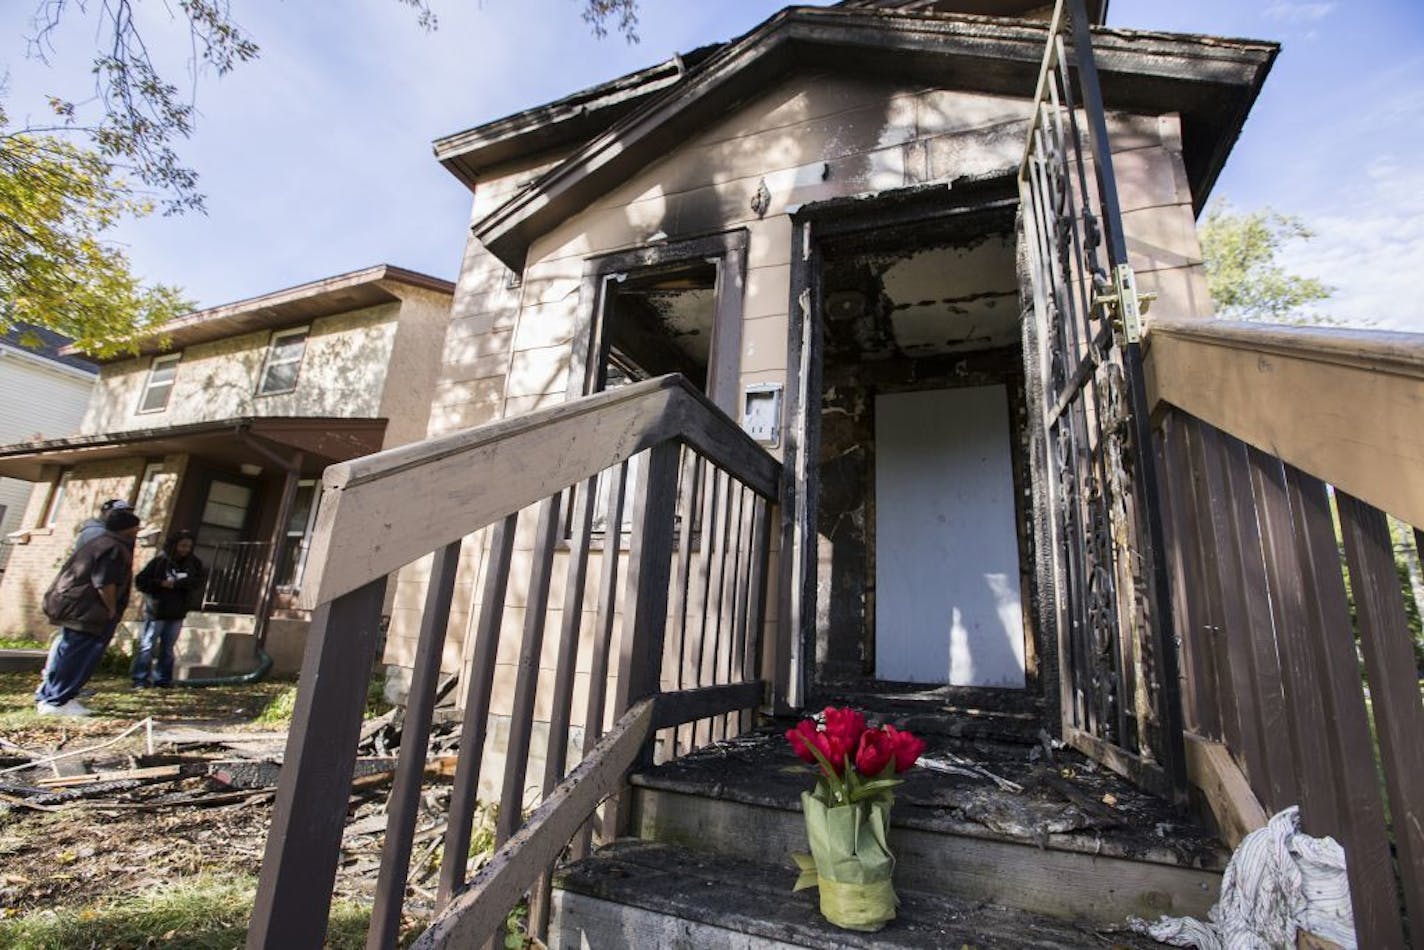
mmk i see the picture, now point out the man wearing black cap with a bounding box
[35,507,142,716]
[73,498,133,552]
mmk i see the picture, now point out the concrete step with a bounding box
[629,728,1226,928]
[550,840,1166,949]
[217,632,258,668]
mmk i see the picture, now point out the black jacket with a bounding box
[42,533,135,635]
[135,551,206,620]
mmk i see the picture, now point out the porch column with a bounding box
[252,455,303,647]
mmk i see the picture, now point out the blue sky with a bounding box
[3,0,1421,330]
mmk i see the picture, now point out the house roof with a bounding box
[454,5,1274,272]
[0,416,389,481]
[66,264,456,365]
[836,0,1108,19]
[1,323,98,375]
[433,2,1109,190]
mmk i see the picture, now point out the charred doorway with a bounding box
[795,192,1042,696]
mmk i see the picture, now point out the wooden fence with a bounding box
[1150,318,1424,947]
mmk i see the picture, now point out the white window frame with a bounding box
[42,469,72,527]
[256,326,309,396]
[133,462,164,520]
[279,479,323,591]
[137,353,181,414]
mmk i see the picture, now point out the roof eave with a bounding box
[471,8,1275,272]
[67,264,455,364]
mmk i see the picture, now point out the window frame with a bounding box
[137,353,182,414]
[256,326,310,397]
[571,230,748,415]
[132,461,164,520]
[278,479,323,592]
[41,469,72,527]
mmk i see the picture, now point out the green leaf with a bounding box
[848,778,903,803]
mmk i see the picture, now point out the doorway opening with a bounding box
[800,197,1043,702]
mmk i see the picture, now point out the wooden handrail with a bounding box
[299,374,781,608]
[1146,317,1424,528]
[413,697,658,949]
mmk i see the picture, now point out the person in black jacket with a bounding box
[35,508,141,716]
[130,530,205,688]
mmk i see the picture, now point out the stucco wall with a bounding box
[81,303,403,435]
[0,457,152,637]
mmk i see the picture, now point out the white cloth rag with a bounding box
[1131,806,1356,949]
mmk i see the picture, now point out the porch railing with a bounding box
[1148,317,1424,947]
[201,541,271,613]
[246,374,782,949]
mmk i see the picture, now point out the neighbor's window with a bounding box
[278,480,322,590]
[42,470,72,527]
[133,462,164,520]
[138,354,181,413]
[257,327,308,396]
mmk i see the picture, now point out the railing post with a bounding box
[248,578,388,949]
[609,442,681,833]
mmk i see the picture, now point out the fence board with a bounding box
[1244,448,1339,835]
[1285,470,1405,948]
[1336,492,1424,935]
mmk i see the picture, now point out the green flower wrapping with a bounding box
[792,791,898,932]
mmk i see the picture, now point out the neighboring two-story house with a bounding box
[0,325,97,573]
[0,265,454,674]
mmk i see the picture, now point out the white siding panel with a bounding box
[0,348,94,567]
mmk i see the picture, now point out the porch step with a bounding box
[629,727,1226,928]
[811,683,1047,743]
[549,840,1166,949]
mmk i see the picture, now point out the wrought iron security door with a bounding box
[1019,0,1186,798]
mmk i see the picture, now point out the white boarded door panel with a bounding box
[874,386,1025,687]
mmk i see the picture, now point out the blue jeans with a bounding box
[131,618,184,686]
[36,623,116,706]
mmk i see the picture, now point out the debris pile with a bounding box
[0,703,473,926]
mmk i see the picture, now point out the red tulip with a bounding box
[883,724,926,773]
[821,706,867,751]
[854,727,895,776]
[786,720,819,764]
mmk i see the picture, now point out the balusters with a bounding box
[368,540,463,949]
[571,461,627,859]
[439,514,517,905]
[496,494,564,846]
[528,478,597,936]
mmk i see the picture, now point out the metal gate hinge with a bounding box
[1092,264,1156,343]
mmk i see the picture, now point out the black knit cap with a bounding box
[105,509,141,532]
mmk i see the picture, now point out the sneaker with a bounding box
[35,699,91,717]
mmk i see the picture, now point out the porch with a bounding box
[0,416,386,673]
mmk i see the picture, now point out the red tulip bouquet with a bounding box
[785,707,926,932]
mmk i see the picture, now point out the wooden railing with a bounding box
[1148,318,1424,948]
[245,374,782,949]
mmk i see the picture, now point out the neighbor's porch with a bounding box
[0,416,386,674]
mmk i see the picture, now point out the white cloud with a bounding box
[1263,2,1337,23]
[1279,155,1424,333]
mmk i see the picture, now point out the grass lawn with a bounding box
[0,665,298,742]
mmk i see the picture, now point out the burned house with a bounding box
[230,1,1424,947]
